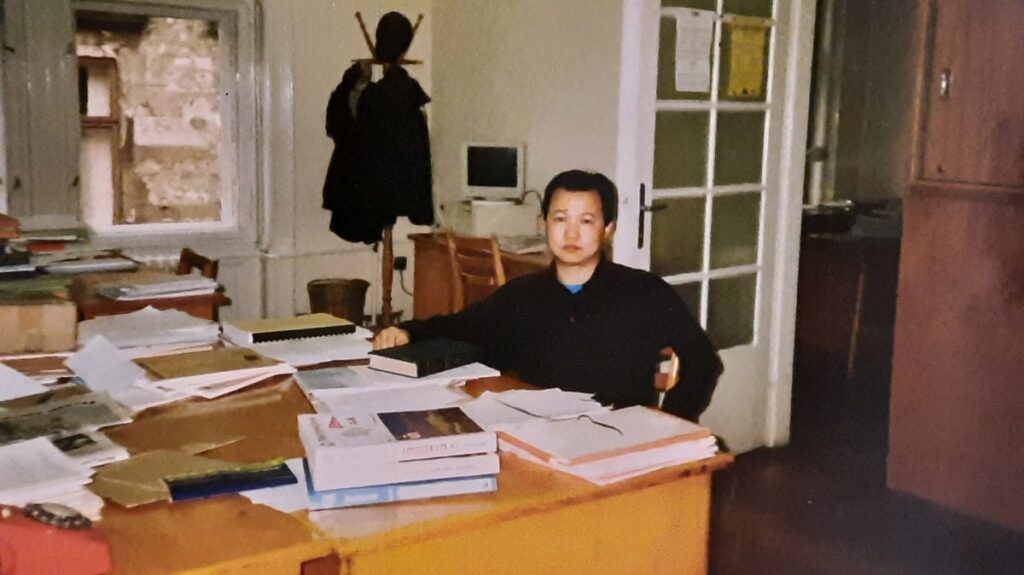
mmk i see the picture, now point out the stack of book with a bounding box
[0,212,17,241]
[9,228,88,254]
[497,405,718,485]
[297,406,499,509]
[40,251,138,274]
[0,213,18,244]
[0,251,35,279]
[95,273,218,301]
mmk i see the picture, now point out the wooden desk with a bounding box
[97,376,730,574]
[409,233,549,319]
[100,379,335,574]
[70,269,231,320]
[312,445,731,575]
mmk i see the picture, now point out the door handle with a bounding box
[938,68,952,99]
[637,184,667,249]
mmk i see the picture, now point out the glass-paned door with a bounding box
[615,0,810,451]
[650,0,774,350]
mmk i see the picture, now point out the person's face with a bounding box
[545,189,614,268]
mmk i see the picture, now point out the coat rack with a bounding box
[353,11,424,328]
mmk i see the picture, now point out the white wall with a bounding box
[261,0,434,321]
[430,0,624,217]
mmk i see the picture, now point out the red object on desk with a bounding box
[0,505,112,575]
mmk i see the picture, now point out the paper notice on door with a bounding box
[726,16,770,99]
[674,9,715,93]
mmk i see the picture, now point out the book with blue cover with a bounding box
[302,459,497,510]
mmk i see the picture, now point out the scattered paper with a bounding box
[0,392,133,446]
[674,9,715,93]
[250,333,373,367]
[352,363,499,388]
[51,430,130,468]
[0,437,95,506]
[77,306,219,348]
[0,362,49,402]
[486,388,607,420]
[66,336,146,394]
[309,385,470,415]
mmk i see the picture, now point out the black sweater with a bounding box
[400,258,722,422]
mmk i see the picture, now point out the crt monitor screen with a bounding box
[466,146,519,189]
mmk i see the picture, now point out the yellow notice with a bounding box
[726,16,769,99]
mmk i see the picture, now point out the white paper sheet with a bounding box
[77,306,219,348]
[0,437,94,505]
[0,363,49,402]
[66,335,146,394]
[309,385,470,415]
[485,388,607,420]
[251,333,373,367]
[674,9,715,92]
[353,363,499,388]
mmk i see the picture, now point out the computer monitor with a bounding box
[462,143,524,201]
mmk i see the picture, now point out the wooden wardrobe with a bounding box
[887,0,1024,530]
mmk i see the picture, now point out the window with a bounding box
[1,0,257,242]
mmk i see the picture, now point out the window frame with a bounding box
[1,0,260,250]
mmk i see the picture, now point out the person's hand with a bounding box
[373,327,410,350]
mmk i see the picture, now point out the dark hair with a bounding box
[541,170,618,224]
[375,12,414,63]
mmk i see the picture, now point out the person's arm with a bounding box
[372,286,509,350]
[655,282,724,422]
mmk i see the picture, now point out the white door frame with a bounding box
[613,0,816,449]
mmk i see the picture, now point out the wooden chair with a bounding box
[655,346,680,409]
[176,248,218,279]
[445,230,507,312]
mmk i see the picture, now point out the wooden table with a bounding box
[97,376,730,574]
[70,269,231,320]
[409,233,549,319]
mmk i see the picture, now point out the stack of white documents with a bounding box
[0,437,103,519]
[498,405,718,485]
[77,306,220,351]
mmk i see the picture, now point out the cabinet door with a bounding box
[918,0,1024,188]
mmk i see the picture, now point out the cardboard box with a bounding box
[0,296,77,354]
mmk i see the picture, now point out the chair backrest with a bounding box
[446,230,507,312]
[176,248,219,279]
[655,346,680,409]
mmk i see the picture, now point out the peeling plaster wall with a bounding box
[78,17,224,225]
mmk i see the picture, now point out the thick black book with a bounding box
[368,338,483,378]
[0,251,30,267]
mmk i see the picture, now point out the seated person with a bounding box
[374,169,723,422]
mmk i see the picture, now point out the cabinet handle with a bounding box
[939,68,952,99]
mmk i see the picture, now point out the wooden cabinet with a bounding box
[914,0,1024,188]
[889,0,1024,531]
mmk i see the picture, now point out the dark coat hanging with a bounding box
[322,64,434,244]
